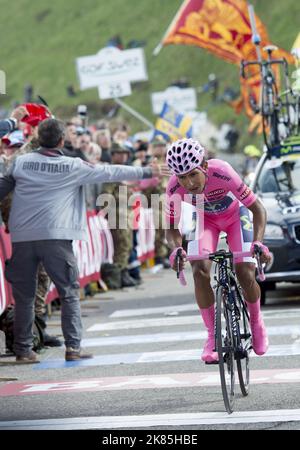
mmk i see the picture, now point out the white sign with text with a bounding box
[0,70,6,95]
[151,87,197,115]
[76,47,148,91]
[98,81,132,100]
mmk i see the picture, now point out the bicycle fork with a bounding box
[214,284,248,361]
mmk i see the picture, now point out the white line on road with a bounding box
[110,305,300,319]
[110,303,198,318]
[87,316,201,331]
[82,325,300,347]
[1,408,300,429]
[87,314,300,332]
[82,331,206,346]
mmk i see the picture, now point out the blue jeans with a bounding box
[5,240,82,356]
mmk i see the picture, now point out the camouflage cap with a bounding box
[111,142,131,154]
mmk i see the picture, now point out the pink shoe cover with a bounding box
[200,304,218,363]
[201,334,219,362]
[246,299,269,355]
[250,318,269,355]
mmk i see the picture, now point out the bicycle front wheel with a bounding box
[236,295,251,396]
[216,287,235,414]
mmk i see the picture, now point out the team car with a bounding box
[250,137,300,304]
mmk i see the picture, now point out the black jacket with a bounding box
[0,119,15,138]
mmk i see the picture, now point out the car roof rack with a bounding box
[267,136,300,159]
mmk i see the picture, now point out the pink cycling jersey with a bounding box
[165,159,256,225]
[165,159,257,262]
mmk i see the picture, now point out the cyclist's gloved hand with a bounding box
[169,247,187,271]
[251,241,271,264]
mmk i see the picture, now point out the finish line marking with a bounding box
[1,368,300,397]
[31,343,300,369]
[1,408,300,429]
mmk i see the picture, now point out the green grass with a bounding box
[0,0,299,149]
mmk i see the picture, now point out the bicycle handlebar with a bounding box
[175,249,265,286]
[241,58,288,67]
[176,248,182,279]
[175,248,187,286]
[187,250,252,261]
[253,244,266,282]
[241,58,288,79]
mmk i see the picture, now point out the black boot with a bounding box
[35,314,62,347]
[155,256,171,269]
[121,269,137,288]
[43,333,62,347]
[162,258,171,269]
[128,267,143,285]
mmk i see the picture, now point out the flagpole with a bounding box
[114,98,154,129]
[153,0,190,56]
[247,3,262,62]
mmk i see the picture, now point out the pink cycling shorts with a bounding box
[188,202,255,264]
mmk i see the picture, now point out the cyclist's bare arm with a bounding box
[247,198,271,264]
[166,227,182,250]
[247,198,267,243]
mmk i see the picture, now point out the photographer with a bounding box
[93,128,112,164]
[62,122,88,161]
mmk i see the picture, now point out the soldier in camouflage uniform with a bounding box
[140,137,170,268]
[100,143,138,288]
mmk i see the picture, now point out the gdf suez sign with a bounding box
[0,71,6,94]
[76,47,148,99]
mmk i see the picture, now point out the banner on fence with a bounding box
[0,207,155,310]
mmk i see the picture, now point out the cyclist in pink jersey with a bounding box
[165,138,271,363]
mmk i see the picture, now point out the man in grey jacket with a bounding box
[0,118,167,363]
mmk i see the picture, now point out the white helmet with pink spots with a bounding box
[166,138,206,175]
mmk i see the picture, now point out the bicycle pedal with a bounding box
[205,360,219,365]
[234,350,248,360]
[240,333,251,339]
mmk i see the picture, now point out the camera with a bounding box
[77,104,87,117]
[76,126,91,136]
[77,104,88,128]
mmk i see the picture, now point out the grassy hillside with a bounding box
[0,0,299,148]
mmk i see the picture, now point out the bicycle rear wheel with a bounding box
[262,79,280,149]
[216,287,235,414]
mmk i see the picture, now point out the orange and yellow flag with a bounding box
[161,0,294,132]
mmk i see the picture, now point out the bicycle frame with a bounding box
[214,251,242,343]
[212,251,251,358]
[241,55,292,149]
[242,4,297,150]
[193,250,250,357]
